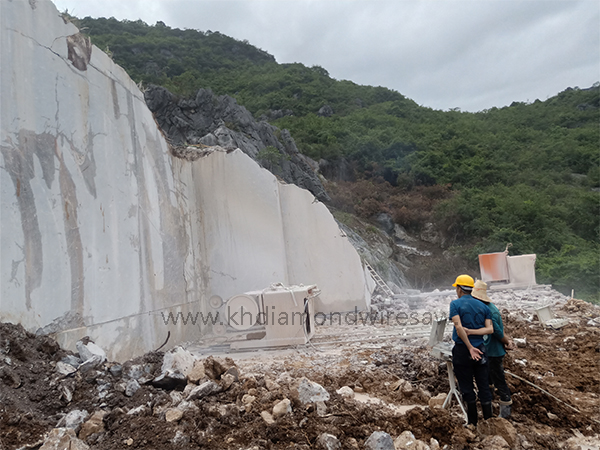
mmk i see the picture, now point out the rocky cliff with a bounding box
[144,85,330,202]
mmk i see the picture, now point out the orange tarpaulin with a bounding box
[478,252,509,282]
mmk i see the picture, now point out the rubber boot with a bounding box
[499,403,512,418]
[467,402,478,426]
[482,402,493,420]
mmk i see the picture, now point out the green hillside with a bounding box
[73,15,600,301]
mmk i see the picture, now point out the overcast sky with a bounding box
[52,0,599,112]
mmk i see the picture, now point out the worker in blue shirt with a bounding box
[449,274,494,426]
[465,280,515,418]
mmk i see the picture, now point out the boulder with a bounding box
[318,105,334,117]
[364,431,395,450]
[295,377,330,404]
[477,418,518,448]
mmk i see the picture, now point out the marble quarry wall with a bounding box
[0,0,371,360]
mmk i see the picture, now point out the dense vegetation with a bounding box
[73,15,599,301]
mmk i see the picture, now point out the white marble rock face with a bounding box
[0,0,371,360]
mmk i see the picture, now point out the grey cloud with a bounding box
[53,0,599,112]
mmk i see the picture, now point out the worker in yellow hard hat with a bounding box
[465,280,515,418]
[449,274,494,426]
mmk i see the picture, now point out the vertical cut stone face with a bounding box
[0,0,370,360]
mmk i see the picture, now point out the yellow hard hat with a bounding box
[452,274,474,288]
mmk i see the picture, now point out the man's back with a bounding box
[450,294,491,347]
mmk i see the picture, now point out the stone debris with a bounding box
[390,378,413,394]
[39,428,89,450]
[394,430,430,449]
[364,431,395,450]
[161,346,198,377]
[108,363,123,377]
[151,369,187,390]
[272,398,292,418]
[186,380,222,401]
[76,341,106,363]
[203,355,236,380]
[220,372,236,390]
[126,405,147,415]
[260,410,275,425]
[126,364,148,380]
[164,408,184,422]
[61,355,82,368]
[187,359,206,384]
[265,377,281,392]
[56,361,77,376]
[429,438,440,450]
[317,432,342,450]
[78,411,106,441]
[124,379,140,397]
[479,435,510,450]
[2,288,599,450]
[336,385,355,398]
[56,409,88,431]
[428,393,447,409]
[76,340,106,373]
[171,430,189,445]
[514,338,527,347]
[316,400,327,417]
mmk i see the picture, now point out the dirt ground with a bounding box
[1,294,599,450]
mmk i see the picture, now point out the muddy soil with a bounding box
[1,296,599,450]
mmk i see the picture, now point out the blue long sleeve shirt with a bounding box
[449,294,491,347]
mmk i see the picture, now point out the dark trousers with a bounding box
[452,344,492,404]
[489,356,512,402]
